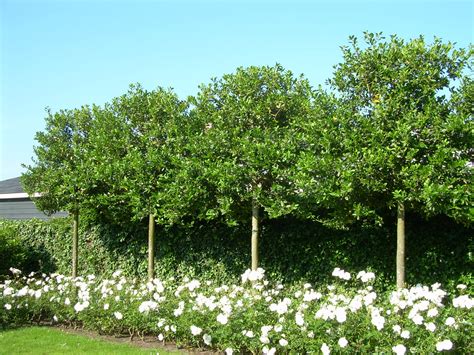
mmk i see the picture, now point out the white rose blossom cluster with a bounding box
[1,268,472,353]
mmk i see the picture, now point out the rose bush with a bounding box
[1,267,472,353]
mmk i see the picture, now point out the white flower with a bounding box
[274,324,282,333]
[4,304,12,310]
[427,308,438,317]
[392,344,406,355]
[139,300,158,314]
[321,343,330,355]
[456,284,467,290]
[295,312,305,326]
[114,311,123,320]
[412,314,424,325]
[335,307,347,323]
[303,290,322,302]
[9,267,22,275]
[187,279,201,291]
[260,335,270,344]
[357,270,375,283]
[104,303,109,310]
[157,334,164,341]
[364,292,377,306]
[241,268,265,283]
[243,330,254,338]
[400,330,410,339]
[425,322,436,332]
[190,325,202,336]
[261,325,272,335]
[338,337,348,348]
[203,334,212,346]
[17,287,28,297]
[262,347,276,355]
[453,295,473,309]
[279,338,288,347]
[173,307,183,317]
[217,313,228,325]
[349,296,363,312]
[436,339,453,351]
[371,314,385,330]
[270,299,290,315]
[74,301,89,313]
[225,348,233,355]
[3,287,13,296]
[392,325,401,334]
[445,317,455,326]
[307,331,314,338]
[332,268,351,280]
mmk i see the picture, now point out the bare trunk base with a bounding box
[148,214,156,280]
[251,200,259,271]
[72,210,79,278]
[396,202,405,289]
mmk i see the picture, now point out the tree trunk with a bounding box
[148,213,156,280]
[251,199,260,271]
[396,202,405,289]
[72,210,79,278]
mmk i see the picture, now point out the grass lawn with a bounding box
[0,327,179,354]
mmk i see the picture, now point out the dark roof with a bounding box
[0,177,24,194]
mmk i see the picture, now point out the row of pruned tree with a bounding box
[22,33,473,288]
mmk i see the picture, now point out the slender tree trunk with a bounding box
[72,210,79,278]
[148,213,156,280]
[251,199,260,271]
[396,202,405,289]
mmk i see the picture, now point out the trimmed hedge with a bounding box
[0,214,472,289]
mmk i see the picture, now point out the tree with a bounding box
[115,85,188,280]
[22,107,94,277]
[188,64,313,270]
[324,33,473,287]
[86,84,188,279]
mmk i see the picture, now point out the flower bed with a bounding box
[1,267,472,353]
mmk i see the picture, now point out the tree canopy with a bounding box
[21,33,473,283]
[325,33,473,225]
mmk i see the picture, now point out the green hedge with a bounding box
[0,214,472,289]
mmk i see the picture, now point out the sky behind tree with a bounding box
[1,0,472,180]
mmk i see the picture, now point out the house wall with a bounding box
[0,198,68,220]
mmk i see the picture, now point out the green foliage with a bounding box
[83,85,189,225]
[0,216,471,289]
[22,107,94,215]
[322,32,473,224]
[1,268,473,353]
[0,222,56,279]
[17,33,473,290]
[0,224,30,278]
[186,64,314,223]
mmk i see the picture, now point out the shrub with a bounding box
[0,268,472,352]
[0,213,472,290]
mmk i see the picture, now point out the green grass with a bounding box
[0,327,179,354]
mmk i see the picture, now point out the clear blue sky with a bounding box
[1,0,472,180]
